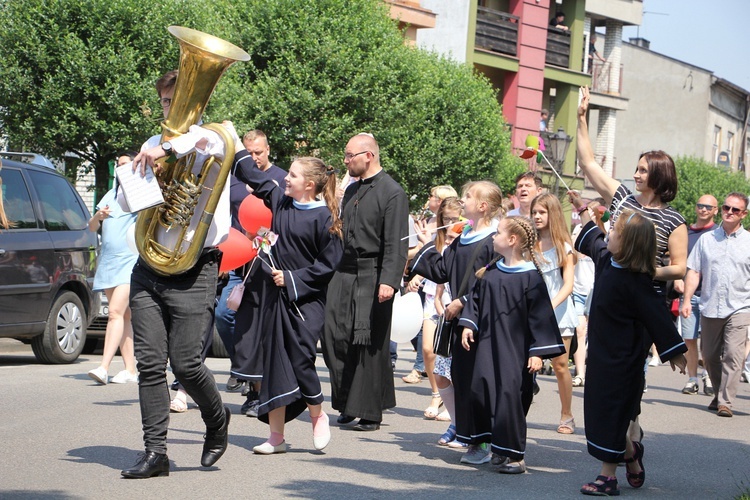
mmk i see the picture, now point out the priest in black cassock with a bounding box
[322,133,409,431]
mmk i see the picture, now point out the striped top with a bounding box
[609,184,686,296]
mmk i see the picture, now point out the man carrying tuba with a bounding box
[120,29,247,476]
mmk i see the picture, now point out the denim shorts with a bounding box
[680,295,701,340]
[572,292,588,317]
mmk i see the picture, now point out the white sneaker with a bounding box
[110,370,138,384]
[87,366,108,385]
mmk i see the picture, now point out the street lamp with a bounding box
[545,127,573,172]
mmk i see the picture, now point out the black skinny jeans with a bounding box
[130,254,224,454]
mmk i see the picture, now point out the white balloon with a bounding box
[390,291,423,344]
[126,223,138,255]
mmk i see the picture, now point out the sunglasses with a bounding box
[721,205,745,215]
[695,203,715,211]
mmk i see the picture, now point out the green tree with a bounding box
[1,0,521,207]
[228,0,522,205]
[0,0,241,202]
[674,156,750,228]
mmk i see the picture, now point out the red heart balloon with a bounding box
[238,195,273,236]
[217,227,257,273]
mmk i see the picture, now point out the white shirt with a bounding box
[120,125,231,250]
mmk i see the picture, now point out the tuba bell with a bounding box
[134,26,250,276]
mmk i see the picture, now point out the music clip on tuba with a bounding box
[134,26,250,276]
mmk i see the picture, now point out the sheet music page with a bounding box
[115,161,164,212]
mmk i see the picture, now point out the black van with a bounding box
[0,155,98,363]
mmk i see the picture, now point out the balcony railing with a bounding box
[475,6,519,57]
[591,61,623,95]
[545,27,570,67]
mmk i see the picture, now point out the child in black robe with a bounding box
[409,180,503,465]
[571,195,687,496]
[459,216,565,474]
[233,151,343,454]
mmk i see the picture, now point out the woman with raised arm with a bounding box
[577,86,687,293]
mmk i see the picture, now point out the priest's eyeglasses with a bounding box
[344,151,370,160]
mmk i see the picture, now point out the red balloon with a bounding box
[238,195,272,237]
[217,227,257,273]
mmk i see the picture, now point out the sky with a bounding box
[620,0,750,92]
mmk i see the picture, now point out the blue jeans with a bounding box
[413,328,425,372]
[130,254,225,454]
[680,295,701,340]
[215,270,243,361]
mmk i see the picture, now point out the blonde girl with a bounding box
[409,180,503,465]
[233,154,344,454]
[459,216,564,473]
[530,193,578,434]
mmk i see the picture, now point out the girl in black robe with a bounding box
[458,216,565,474]
[571,199,687,496]
[233,152,343,454]
[409,180,503,464]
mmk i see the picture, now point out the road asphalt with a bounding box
[1,338,748,499]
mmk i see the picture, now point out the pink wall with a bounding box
[503,0,549,152]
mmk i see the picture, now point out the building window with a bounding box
[713,126,721,164]
[727,131,735,157]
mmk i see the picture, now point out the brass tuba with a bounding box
[134,26,250,276]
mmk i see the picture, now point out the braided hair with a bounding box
[509,216,543,275]
[476,216,541,279]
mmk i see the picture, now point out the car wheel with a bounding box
[211,327,230,358]
[31,291,87,364]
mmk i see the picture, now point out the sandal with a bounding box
[557,417,575,434]
[402,369,422,384]
[625,441,645,488]
[438,424,456,445]
[435,410,451,422]
[581,475,620,496]
[572,375,585,387]
[424,392,444,419]
[170,398,188,413]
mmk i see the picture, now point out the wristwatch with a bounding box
[161,141,173,155]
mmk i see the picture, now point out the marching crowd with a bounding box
[82,71,749,496]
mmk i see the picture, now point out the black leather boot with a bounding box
[121,451,170,478]
[201,405,231,467]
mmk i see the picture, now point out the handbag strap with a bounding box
[456,238,487,298]
[239,257,258,285]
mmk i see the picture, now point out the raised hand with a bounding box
[578,86,590,117]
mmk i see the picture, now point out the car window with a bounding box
[0,168,37,229]
[28,170,88,231]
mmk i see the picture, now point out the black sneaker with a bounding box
[702,375,714,396]
[241,391,260,417]
[682,380,699,395]
[226,376,245,393]
[244,400,260,418]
